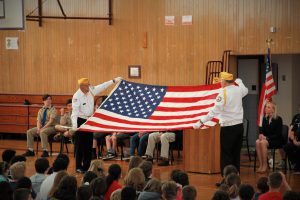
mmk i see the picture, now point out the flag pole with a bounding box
[266,38,273,65]
[257,38,274,126]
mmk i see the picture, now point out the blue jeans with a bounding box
[130,133,149,156]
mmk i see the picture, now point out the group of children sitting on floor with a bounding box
[211,165,297,200]
[1,148,300,200]
[0,149,197,200]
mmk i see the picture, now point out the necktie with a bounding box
[41,108,48,127]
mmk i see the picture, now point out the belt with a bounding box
[220,119,243,127]
[78,116,91,120]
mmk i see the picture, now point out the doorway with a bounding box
[237,55,264,147]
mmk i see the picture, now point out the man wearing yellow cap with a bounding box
[72,76,122,173]
[193,72,248,177]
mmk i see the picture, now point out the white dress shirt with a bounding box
[71,80,114,128]
[39,172,57,200]
[201,79,248,127]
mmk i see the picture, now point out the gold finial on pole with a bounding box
[266,38,273,47]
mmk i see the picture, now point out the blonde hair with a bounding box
[110,188,122,200]
[9,161,26,180]
[265,101,278,119]
[88,159,105,177]
[124,168,145,191]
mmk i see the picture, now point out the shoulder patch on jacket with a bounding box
[216,96,222,102]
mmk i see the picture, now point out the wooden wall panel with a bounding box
[0,0,300,94]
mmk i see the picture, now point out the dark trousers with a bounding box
[75,118,93,171]
[220,123,244,176]
[130,133,149,156]
[284,142,300,169]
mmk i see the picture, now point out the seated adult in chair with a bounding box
[129,132,150,157]
[145,131,175,166]
[103,132,130,160]
[256,101,283,173]
[23,94,57,158]
[284,105,300,173]
[54,99,75,139]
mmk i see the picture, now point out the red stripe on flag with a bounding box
[162,93,218,103]
[155,103,215,112]
[266,75,273,82]
[266,82,275,89]
[167,83,221,92]
[266,90,276,99]
[149,112,208,120]
[92,113,200,126]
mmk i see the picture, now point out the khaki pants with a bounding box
[27,127,56,151]
[145,132,175,159]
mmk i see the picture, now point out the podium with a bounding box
[183,125,221,174]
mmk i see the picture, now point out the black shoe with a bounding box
[41,151,49,157]
[102,153,116,161]
[146,156,153,163]
[22,150,35,157]
[158,159,169,166]
[76,169,86,174]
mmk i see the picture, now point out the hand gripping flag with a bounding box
[80,80,221,132]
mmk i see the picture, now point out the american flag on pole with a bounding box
[257,47,277,126]
[79,80,221,132]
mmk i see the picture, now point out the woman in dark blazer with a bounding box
[256,101,283,173]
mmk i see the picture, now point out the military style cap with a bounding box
[78,78,89,85]
[219,72,233,81]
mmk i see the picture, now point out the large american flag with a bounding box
[257,47,277,126]
[80,80,221,132]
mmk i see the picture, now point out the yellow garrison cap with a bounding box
[78,78,89,85]
[219,72,233,81]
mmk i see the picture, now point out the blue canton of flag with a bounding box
[101,81,167,119]
[265,48,271,80]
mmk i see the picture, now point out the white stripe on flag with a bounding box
[152,108,212,117]
[165,89,221,98]
[159,99,215,107]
